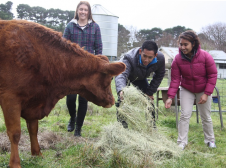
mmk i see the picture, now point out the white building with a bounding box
[209,50,226,78]
[159,47,226,78]
[159,47,178,64]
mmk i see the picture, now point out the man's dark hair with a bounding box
[141,40,158,54]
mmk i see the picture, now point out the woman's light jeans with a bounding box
[177,87,215,145]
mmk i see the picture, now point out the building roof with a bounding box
[209,50,226,60]
[209,50,226,63]
[159,47,178,59]
[160,47,226,63]
[91,4,118,17]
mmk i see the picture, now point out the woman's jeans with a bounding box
[177,87,215,145]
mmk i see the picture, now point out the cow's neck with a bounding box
[43,47,99,97]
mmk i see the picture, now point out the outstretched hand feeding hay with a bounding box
[117,84,156,132]
[95,85,183,165]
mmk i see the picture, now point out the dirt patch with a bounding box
[0,129,96,153]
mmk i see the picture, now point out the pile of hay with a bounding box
[95,85,182,165]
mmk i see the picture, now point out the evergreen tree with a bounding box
[0,1,13,20]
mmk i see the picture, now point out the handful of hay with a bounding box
[95,85,182,165]
[117,84,155,133]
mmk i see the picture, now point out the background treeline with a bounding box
[118,23,226,59]
[118,24,191,57]
[1,1,226,59]
[0,1,74,32]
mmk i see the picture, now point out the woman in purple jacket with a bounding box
[165,30,217,150]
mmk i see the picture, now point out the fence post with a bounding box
[166,59,172,86]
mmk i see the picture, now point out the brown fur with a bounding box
[0,20,125,168]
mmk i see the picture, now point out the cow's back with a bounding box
[0,20,56,120]
[0,20,43,83]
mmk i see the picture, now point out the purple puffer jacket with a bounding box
[167,46,217,99]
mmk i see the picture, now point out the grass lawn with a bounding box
[0,78,225,167]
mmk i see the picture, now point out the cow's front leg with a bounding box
[26,120,42,156]
[1,98,22,168]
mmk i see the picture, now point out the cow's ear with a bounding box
[97,55,109,62]
[104,62,126,76]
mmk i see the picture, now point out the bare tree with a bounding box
[201,22,226,52]
[156,32,177,47]
[127,25,145,48]
[117,25,145,60]
[198,33,216,51]
[117,24,130,59]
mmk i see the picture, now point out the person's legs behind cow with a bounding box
[66,94,77,132]
[74,95,88,136]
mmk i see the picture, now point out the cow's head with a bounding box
[78,56,126,108]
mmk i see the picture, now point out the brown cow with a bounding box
[0,20,125,168]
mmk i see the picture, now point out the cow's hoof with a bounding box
[9,163,21,168]
[31,150,43,157]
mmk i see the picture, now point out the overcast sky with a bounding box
[5,0,226,33]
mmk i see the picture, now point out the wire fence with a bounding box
[213,77,226,111]
[212,60,226,111]
[157,68,226,112]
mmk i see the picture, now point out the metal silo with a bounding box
[91,4,118,61]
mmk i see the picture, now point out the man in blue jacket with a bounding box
[115,40,165,128]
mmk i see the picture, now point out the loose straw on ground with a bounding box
[95,85,182,165]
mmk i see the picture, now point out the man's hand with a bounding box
[198,94,208,104]
[165,98,172,108]
[148,95,154,100]
[119,91,124,100]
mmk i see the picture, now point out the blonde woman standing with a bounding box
[63,1,102,137]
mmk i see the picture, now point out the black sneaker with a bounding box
[67,117,76,132]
